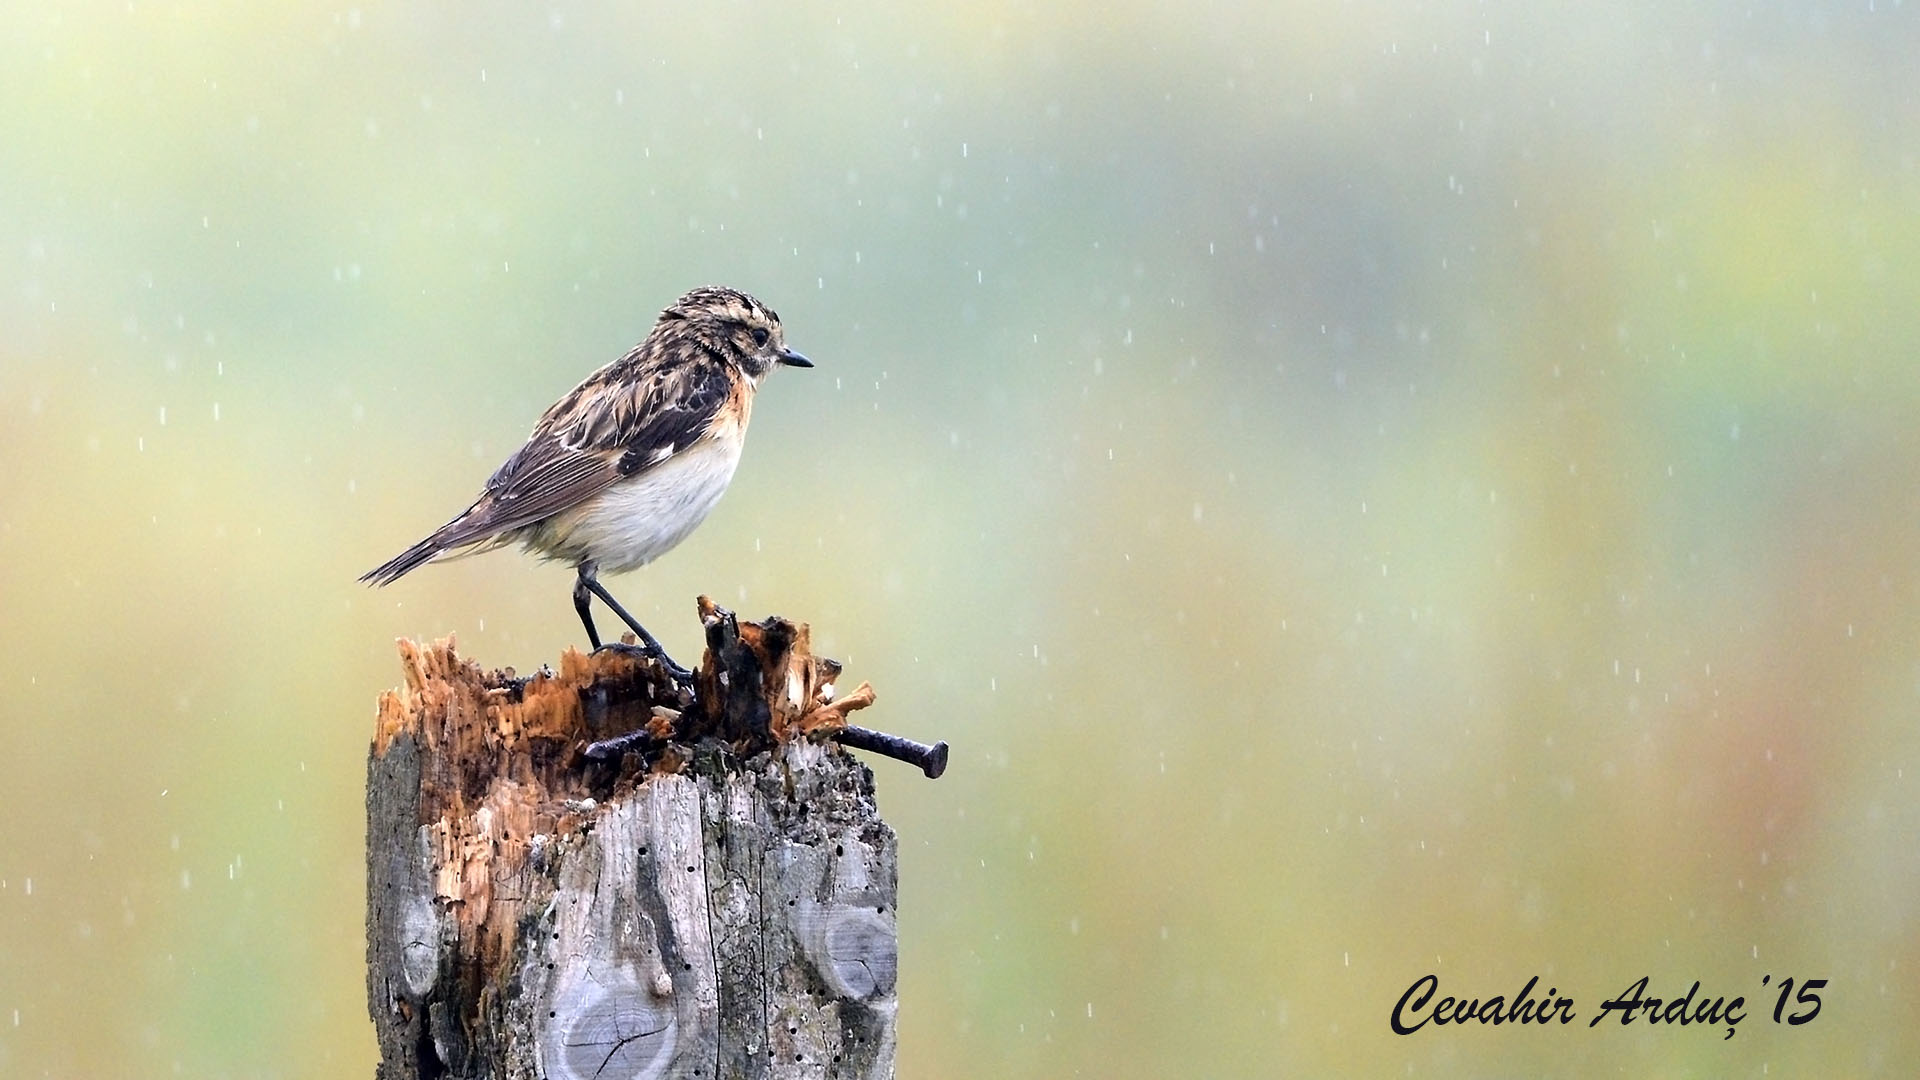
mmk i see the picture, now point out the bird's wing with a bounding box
[438,358,735,544]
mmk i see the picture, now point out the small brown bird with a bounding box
[360,286,811,678]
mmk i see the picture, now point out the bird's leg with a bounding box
[572,566,604,650]
[576,564,693,683]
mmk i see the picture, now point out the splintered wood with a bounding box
[366,600,897,1080]
[693,595,877,746]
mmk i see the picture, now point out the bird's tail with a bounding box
[362,497,510,586]
[359,534,446,587]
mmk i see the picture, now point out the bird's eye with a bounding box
[750,327,770,347]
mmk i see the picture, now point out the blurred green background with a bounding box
[3,1,1917,1076]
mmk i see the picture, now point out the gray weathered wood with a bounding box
[366,614,898,1080]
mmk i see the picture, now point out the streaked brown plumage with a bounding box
[361,285,811,673]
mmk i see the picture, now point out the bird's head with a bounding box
[659,285,812,382]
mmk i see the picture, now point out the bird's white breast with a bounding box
[531,435,744,574]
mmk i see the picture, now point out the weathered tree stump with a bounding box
[366,600,905,1079]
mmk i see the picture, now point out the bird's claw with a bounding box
[593,641,695,689]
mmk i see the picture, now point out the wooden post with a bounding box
[365,600,906,1079]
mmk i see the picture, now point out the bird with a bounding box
[360,285,812,680]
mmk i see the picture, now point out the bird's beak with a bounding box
[778,348,813,368]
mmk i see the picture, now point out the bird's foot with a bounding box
[593,640,695,688]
